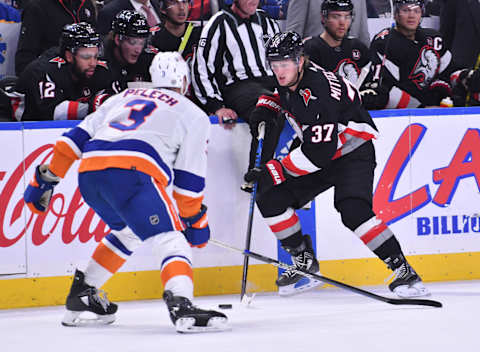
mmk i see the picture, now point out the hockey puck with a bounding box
[218,304,233,309]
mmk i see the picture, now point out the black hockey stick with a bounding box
[240,122,266,302]
[211,239,442,308]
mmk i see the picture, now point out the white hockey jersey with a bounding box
[49,87,211,217]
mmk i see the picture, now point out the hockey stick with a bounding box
[211,239,442,308]
[240,122,266,302]
[378,0,395,87]
[466,53,480,107]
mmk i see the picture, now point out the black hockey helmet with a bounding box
[321,0,354,17]
[393,0,425,13]
[266,31,304,62]
[60,22,101,54]
[112,10,150,38]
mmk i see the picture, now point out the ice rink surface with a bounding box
[1,280,478,352]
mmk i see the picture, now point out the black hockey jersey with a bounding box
[16,47,113,121]
[148,22,202,65]
[276,64,378,176]
[103,41,152,94]
[304,36,369,86]
[365,27,459,108]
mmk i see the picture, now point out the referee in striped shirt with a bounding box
[192,0,282,186]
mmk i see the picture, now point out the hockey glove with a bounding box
[425,80,452,106]
[244,159,288,192]
[249,95,282,137]
[463,69,480,92]
[180,204,210,248]
[88,91,110,113]
[24,164,60,214]
[360,84,389,110]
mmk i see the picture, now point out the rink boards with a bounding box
[1,107,480,309]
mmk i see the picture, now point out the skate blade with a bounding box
[278,276,324,297]
[175,317,230,333]
[393,282,431,298]
[61,310,116,327]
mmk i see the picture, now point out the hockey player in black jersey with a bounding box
[103,10,152,93]
[147,0,202,106]
[304,0,369,86]
[15,23,113,121]
[149,0,201,64]
[245,31,430,298]
[361,0,460,109]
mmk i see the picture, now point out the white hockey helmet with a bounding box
[149,51,190,95]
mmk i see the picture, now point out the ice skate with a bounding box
[385,254,430,298]
[163,290,229,333]
[61,270,117,327]
[276,235,322,296]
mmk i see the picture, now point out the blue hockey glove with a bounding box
[180,204,210,248]
[24,165,60,214]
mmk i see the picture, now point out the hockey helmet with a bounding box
[393,0,425,13]
[266,31,304,62]
[60,22,101,54]
[321,0,354,16]
[149,51,190,95]
[112,10,150,38]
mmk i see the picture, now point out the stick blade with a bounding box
[387,298,442,308]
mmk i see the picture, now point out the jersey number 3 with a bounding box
[110,99,158,131]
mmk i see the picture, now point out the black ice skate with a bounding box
[276,235,322,296]
[163,290,229,333]
[61,270,117,327]
[385,254,430,298]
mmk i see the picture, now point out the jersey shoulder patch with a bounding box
[97,60,109,69]
[373,28,391,42]
[49,57,66,65]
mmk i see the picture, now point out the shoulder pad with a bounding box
[97,60,109,69]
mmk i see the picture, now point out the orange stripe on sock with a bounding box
[161,261,193,286]
[155,181,184,231]
[91,242,126,274]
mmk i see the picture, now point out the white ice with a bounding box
[1,280,478,352]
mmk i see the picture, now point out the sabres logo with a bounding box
[299,88,317,106]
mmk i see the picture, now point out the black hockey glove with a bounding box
[360,83,389,110]
[462,69,480,92]
[88,91,111,113]
[244,159,289,192]
[249,95,282,137]
[425,79,452,106]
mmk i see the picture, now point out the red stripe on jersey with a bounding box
[343,127,375,141]
[281,154,310,176]
[360,222,388,245]
[397,91,411,109]
[270,212,299,233]
[67,101,79,120]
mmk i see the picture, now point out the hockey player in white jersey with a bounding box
[23,52,228,333]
